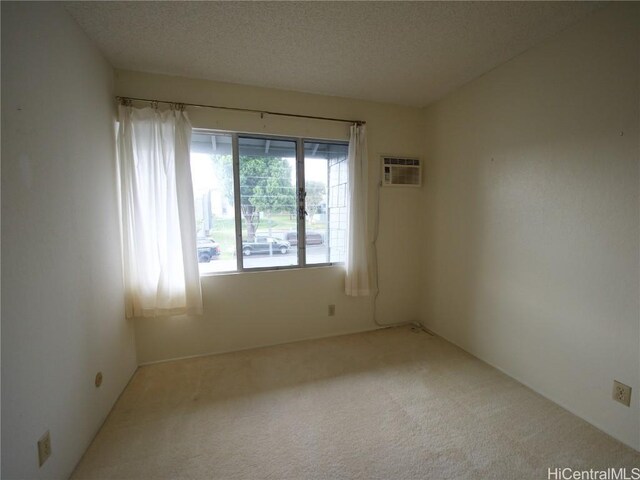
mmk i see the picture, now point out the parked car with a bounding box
[197,238,221,262]
[242,237,290,256]
[284,230,324,246]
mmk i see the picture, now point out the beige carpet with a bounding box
[72,326,640,479]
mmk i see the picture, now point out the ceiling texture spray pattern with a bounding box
[65,1,601,107]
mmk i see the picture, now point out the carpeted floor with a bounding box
[72,326,640,479]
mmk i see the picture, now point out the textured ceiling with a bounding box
[64,1,601,107]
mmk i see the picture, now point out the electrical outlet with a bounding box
[328,304,336,316]
[37,430,52,467]
[612,380,632,407]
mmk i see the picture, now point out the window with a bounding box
[190,131,348,274]
[304,141,348,265]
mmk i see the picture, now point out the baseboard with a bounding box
[138,325,382,366]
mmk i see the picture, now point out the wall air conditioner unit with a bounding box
[381,156,421,187]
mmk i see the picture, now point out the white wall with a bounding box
[420,4,640,449]
[1,3,138,478]
[115,70,424,364]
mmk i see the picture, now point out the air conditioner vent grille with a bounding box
[382,156,421,187]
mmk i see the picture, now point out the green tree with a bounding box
[215,155,296,241]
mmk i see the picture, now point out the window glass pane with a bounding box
[190,132,237,273]
[304,141,348,264]
[238,136,298,269]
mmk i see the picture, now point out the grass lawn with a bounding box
[204,213,325,260]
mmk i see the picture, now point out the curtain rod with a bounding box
[116,96,365,126]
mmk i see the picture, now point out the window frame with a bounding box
[193,128,348,276]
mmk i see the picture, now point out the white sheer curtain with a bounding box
[117,104,203,318]
[345,124,370,296]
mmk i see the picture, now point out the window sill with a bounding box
[198,262,344,278]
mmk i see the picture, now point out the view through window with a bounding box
[190,131,348,274]
[304,141,348,265]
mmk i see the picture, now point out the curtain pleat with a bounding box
[345,124,370,297]
[117,105,203,317]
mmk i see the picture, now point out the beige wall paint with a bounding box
[115,70,424,364]
[420,4,640,449]
[1,3,138,478]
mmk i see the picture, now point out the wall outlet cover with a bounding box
[612,380,632,407]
